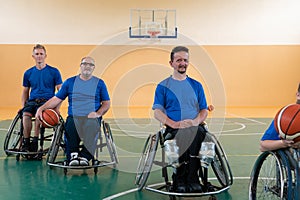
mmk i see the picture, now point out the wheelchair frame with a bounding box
[249,148,300,200]
[3,110,55,161]
[135,127,233,199]
[46,119,119,175]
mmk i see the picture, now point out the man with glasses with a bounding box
[36,57,110,166]
[21,44,62,152]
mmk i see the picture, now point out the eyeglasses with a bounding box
[81,62,95,67]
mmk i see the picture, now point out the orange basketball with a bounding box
[41,109,59,128]
[274,104,300,142]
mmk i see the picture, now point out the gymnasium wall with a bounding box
[0,0,299,119]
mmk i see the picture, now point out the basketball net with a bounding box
[147,30,161,38]
[145,21,162,39]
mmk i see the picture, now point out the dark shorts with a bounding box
[22,99,47,116]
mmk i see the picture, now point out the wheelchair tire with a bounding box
[209,133,233,187]
[4,112,22,155]
[135,133,159,191]
[249,150,293,200]
[283,148,300,200]
[103,121,118,167]
[47,122,65,164]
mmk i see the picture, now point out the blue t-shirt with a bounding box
[261,120,280,141]
[23,65,62,100]
[152,76,207,121]
[56,75,110,117]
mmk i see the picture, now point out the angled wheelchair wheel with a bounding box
[283,148,300,200]
[276,150,293,200]
[102,121,118,167]
[249,150,293,200]
[47,122,65,164]
[4,112,23,155]
[135,132,159,191]
[208,133,233,187]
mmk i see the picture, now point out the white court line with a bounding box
[219,132,263,136]
[210,122,245,133]
[103,188,139,200]
[109,122,247,135]
[102,177,251,200]
[226,113,267,125]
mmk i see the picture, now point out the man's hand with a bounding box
[180,119,198,128]
[291,141,300,148]
[35,107,44,122]
[53,107,60,115]
[281,139,294,148]
[87,112,100,118]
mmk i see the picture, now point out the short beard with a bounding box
[177,67,186,74]
[297,99,300,104]
[177,70,186,74]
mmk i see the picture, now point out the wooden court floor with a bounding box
[0,116,270,200]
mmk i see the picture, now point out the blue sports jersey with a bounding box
[152,76,207,121]
[261,120,280,141]
[56,75,110,117]
[23,65,62,100]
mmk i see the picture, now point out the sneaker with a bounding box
[21,138,30,152]
[176,183,188,193]
[78,157,89,166]
[69,152,79,166]
[30,140,38,152]
[21,144,30,152]
[188,183,203,193]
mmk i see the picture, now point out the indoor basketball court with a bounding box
[0,1,300,200]
[0,116,268,200]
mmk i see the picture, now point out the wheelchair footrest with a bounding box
[47,160,116,169]
[145,182,231,197]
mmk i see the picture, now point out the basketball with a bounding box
[274,104,300,142]
[41,109,59,128]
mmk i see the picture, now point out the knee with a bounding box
[23,112,33,118]
[23,113,33,122]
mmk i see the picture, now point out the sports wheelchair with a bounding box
[135,123,233,200]
[249,148,300,199]
[46,119,118,175]
[3,110,57,161]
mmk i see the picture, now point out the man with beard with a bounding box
[152,46,208,193]
[36,56,110,166]
[260,83,300,151]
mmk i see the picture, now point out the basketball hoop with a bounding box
[129,9,177,39]
[147,30,161,38]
